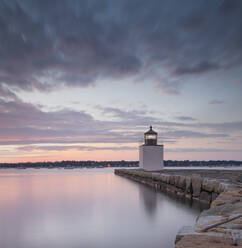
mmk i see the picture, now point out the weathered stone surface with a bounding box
[178,175,186,189]
[177,216,242,247]
[175,224,241,247]
[192,174,203,197]
[218,182,232,193]
[139,171,145,177]
[201,202,242,216]
[185,193,192,200]
[211,198,240,207]
[199,191,211,204]
[134,171,142,177]
[185,176,192,193]
[177,191,185,197]
[151,173,160,181]
[160,174,169,183]
[166,184,178,194]
[174,175,180,186]
[163,174,168,183]
[169,175,175,185]
[213,181,221,193]
[141,171,151,178]
[212,192,219,202]
[202,178,218,192]
[166,175,170,184]
[237,175,242,183]
[211,189,242,207]
[196,215,222,227]
[145,172,152,179]
[175,225,198,244]
[176,234,238,248]
[158,174,165,183]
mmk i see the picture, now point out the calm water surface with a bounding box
[0,168,203,248]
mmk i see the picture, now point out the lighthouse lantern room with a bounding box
[144,126,157,145]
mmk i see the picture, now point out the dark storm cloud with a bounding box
[0,0,242,93]
[174,62,219,76]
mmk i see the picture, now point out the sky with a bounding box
[0,0,242,162]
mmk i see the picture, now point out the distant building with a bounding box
[139,126,164,171]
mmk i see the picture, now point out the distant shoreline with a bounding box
[0,160,241,169]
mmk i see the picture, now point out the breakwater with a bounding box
[115,169,242,247]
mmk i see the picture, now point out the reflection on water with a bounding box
[0,169,203,248]
[139,185,158,217]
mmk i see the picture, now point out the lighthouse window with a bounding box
[146,134,156,139]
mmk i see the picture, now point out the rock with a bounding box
[169,175,175,185]
[177,191,185,197]
[192,174,203,197]
[151,173,160,181]
[175,226,197,244]
[174,175,180,186]
[130,170,137,176]
[237,175,242,183]
[157,174,164,182]
[175,233,237,248]
[213,181,221,193]
[200,191,211,204]
[196,215,221,228]
[211,189,242,207]
[202,178,218,192]
[185,194,192,200]
[142,172,152,179]
[185,176,192,193]
[212,192,219,202]
[218,182,231,193]
[166,175,170,184]
[139,172,145,178]
[201,202,242,216]
[146,172,153,179]
[178,175,186,189]
[160,174,168,183]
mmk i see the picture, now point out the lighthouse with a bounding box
[139,126,164,171]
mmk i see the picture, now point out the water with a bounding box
[0,168,203,248]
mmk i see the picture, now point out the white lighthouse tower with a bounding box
[139,126,164,171]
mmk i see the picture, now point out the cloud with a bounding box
[1,95,241,148]
[17,145,137,152]
[162,130,227,139]
[197,121,242,132]
[176,116,197,121]
[0,0,242,94]
[0,97,155,145]
[0,84,18,101]
[209,100,225,105]
[166,148,242,153]
[174,61,219,76]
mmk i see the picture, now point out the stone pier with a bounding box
[114,168,242,247]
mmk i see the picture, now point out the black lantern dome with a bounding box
[144,126,157,145]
